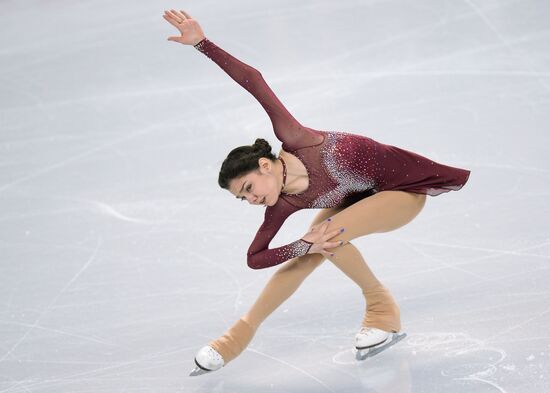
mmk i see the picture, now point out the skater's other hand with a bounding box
[163,9,206,45]
[301,219,345,258]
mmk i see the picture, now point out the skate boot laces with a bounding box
[355,327,391,349]
[195,345,224,370]
[358,327,380,336]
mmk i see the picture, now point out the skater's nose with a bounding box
[246,194,260,204]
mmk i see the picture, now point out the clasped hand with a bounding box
[301,219,346,258]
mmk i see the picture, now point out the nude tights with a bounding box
[209,191,426,364]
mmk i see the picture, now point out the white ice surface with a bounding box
[1,0,549,392]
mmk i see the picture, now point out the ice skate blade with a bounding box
[355,332,407,361]
[189,359,217,377]
[189,366,211,376]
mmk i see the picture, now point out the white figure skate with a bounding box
[355,327,407,361]
[189,345,225,376]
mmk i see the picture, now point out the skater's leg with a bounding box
[209,206,343,364]
[327,191,426,240]
[241,253,324,328]
[323,191,427,332]
[325,240,402,332]
[207,191,426,364]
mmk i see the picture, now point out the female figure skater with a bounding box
[162,9,471,375]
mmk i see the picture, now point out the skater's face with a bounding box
[229,158,280,207]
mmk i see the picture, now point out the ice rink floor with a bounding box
[1,0,549,392]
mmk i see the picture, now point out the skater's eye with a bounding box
[239,184,252,201]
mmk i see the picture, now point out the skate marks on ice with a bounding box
[247,348,338,393]
[406,332,509,393]
[331,332,509,392]
[332,335,413,393]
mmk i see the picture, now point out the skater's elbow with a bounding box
[246,255,266,270]
[247,259,264,270]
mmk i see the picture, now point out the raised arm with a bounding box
[163,9,323,151]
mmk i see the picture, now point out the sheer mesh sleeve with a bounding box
[194,38,323,151]
[246,198,312,269]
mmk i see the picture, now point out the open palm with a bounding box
[163,9,205,45]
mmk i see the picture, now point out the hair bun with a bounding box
[253,138,272,154]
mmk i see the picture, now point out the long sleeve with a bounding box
[246,198,312,269]
[194,38,323,151]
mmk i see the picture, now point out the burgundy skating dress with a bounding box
[194,38,471,270]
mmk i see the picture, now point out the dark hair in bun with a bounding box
[218,138,277,190]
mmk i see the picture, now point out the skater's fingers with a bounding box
[310,221,329,235]
[320,240,344,253]
[325,240,345,250]
[180,10,193,19]
[163,14,181,28]
[324,227,345,240]
[165,10,180,22]
[170,9,187,21]
[163,11,186,27]
[319,220,331,232]
[163,11,176,21]
[167,36,184,43]
[309,223,320,232]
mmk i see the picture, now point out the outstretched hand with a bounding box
[301,219,346,258]
[163,9,205,45]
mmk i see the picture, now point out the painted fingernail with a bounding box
[327,218,332,221]
[330,253,335,257]
[340,228,345,232]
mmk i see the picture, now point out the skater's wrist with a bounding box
[299,238,314,254]
[193,37,208,49]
